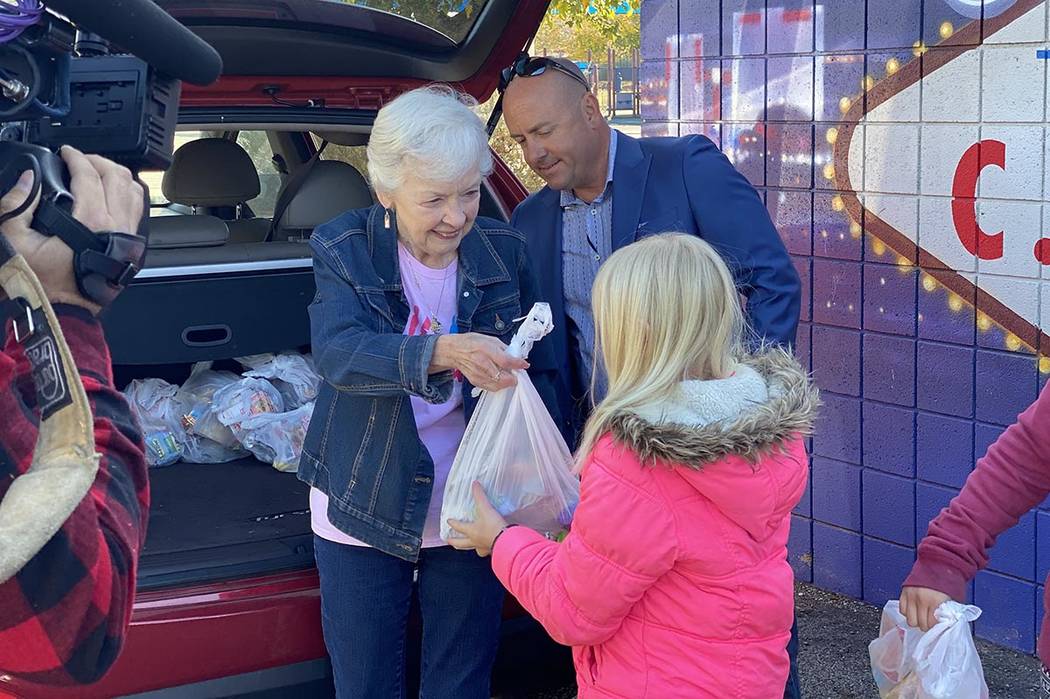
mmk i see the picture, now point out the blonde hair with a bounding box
[576,234,747,466]
[367,84,493,194]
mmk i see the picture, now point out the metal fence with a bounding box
[540,47,641,118]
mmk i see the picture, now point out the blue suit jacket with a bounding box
[511,131,801,433]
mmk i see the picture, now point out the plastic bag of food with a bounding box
[238,352,320,409]
[441,303,579,542]
[174,363,246,462]
[124,378,185,467]
[236,402,314,473]
[213,377,284,440]
[869,600,988,699]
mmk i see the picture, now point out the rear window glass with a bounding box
[161,0,482,44]
[312,135,371,183]
[336,1,481,42]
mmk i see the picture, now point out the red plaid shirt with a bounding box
[0,305,148,690]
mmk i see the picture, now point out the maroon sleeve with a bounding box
[0,305,149,688]
[904,383,1050,600]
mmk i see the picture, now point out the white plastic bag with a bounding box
[174,363,246,463]
[869,600,989,699]
[238,352,320,409]
[236,402,314,473]
[441,303,579,542]
[124,378,185,467]
[213,376,284,440]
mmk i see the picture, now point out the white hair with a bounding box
[367,85,493,194]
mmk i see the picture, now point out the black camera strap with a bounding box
[0,143,147,309]
[32,197,146,307]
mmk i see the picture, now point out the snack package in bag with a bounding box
[213,377,284,440]
[869,600,989,699]
[124,378,185,467]
[237,402,314,473]
[174,363,246,463]
[440,303,579,542]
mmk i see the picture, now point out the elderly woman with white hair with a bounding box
[297,85,561,698]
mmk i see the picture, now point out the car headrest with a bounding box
[277,160,373,232]
[161,138,261,207]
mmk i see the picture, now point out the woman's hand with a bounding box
[431,333,528,393]
[899,586,952,632]
[447,481,510,557]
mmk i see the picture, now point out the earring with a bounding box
[383,208,392,229]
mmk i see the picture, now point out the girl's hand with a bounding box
[899,586,952,631]
[447,481,509,557]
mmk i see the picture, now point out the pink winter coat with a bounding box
[492,351,818,698]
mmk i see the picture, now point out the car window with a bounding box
[340,0,482,42]
[237,131,282,219]
[161,0,483,44]
[142,130,281,218]
[313,137,371,181]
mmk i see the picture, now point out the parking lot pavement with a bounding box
[526,582,1041,698]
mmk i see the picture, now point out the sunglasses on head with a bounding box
[498,53,591,94]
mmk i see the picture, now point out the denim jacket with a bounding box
[298,205,561,561]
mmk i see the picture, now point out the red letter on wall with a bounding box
[952,140,1005,260]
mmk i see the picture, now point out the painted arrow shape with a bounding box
[835,0,1049,353]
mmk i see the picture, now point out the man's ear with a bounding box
[581,92,604,127]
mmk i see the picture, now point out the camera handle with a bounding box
[0,142,147,307]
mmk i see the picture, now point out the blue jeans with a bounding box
[784,617,800,698]
[314,537,505,699]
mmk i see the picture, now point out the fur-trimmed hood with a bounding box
[605,348,819,541]
[610,348,819,469]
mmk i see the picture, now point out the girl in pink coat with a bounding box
[450,233,819,698]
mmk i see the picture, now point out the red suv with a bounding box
[2,1,572,696]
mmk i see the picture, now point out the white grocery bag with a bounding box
[440,303,579,542]
[869,600,989,699]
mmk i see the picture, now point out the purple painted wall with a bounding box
[641,0,1049,653]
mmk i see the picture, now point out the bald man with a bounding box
[501,55,803,698]
[504,56,800,420]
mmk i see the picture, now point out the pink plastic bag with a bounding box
[869,600,989,699]
[440,303,579,542]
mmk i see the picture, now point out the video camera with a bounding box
[0,0,222,169]
[0,0,222,306]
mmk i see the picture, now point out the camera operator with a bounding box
[0,146,148,686]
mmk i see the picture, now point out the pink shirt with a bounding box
[311,243,466,549]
